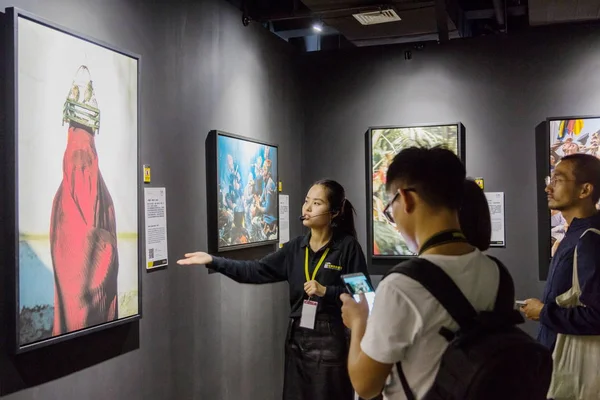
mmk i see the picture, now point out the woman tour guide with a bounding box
[178,179,373,400]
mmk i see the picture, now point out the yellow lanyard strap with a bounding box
[305,247,330,282]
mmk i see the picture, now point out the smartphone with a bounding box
[515,300,527,307]
[341,272,376,314]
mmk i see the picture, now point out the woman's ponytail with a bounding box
[313,179,358,239]
[336,198,357,239]
[459,178,491,251]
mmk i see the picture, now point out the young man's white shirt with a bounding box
[360,249,500,400]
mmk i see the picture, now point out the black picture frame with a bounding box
[537,115,600,280]
[365,122,466,275]
[3,7,143,353]
[205,130,280,254]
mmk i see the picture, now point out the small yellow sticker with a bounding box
[143,165,151,183]
[475,177,484,190]
[278,181,282,192]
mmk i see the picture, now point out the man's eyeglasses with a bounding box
[383,188,415,225]
[545,176,576,187]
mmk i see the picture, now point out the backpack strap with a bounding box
[383,258,477,400]
[396,364,415,400]
[383,258,478,328]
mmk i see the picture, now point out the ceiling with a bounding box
[226,0,600,51]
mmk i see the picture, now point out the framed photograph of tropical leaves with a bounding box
[365,123,465,267]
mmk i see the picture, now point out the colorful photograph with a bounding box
[370,125,461,257]
[548,118,600,256]
[14,13,140,349]
[216,133,279,250]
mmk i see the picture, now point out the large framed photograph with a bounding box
[365,123,465,263]
[205,130,279,253]
[3,8,142,353]
[546,116,600,257]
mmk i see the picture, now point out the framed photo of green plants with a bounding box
[365,123,465,270]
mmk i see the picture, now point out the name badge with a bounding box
[300,300,318,329]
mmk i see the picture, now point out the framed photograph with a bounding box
[365,123,465,264]
[205,130,279,253]
[3,7,142,353]
[543,116,600,267]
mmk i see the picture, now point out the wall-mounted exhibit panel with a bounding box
[206,130,279,253]
[538,115,600,279]
[3,7,142,353]
[365,123,465,270]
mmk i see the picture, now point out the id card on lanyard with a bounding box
[300,247,330,329]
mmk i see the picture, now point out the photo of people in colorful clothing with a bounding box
[217,134,279,249]
[548,118,600,256]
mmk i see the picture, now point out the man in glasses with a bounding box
[521,153,600,351]
[340,146,505,400]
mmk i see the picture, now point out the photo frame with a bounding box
[205,130,279,253]
[537,115,600,280]
[3,7,142,353]
[365,123,466,273]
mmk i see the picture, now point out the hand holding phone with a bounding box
[341,273,376,314]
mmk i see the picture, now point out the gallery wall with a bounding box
[0,0,303,399]
[300,22,600,336]
[3,0,600,398]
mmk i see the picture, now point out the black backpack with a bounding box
[382,256,552,400]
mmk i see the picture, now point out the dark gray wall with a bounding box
[300,25,600,336]
[0,0,303,399]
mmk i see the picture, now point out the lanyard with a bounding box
[418,229,467,256]
[305,247,330,282]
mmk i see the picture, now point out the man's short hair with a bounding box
[385,146,466,210]
[561,153,600,204]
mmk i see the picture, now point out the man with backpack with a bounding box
[340,146,551,400]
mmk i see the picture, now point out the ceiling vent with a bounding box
[352,9,402,25]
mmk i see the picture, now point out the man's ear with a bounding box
[401,189,416,213]
[579,183,594,200]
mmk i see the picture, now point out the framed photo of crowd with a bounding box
[3,7,142,353]
[365,123,465,272]
[205,130,279,253]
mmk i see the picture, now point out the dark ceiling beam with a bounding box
[465,5,526,19]
[247,3,392,22]
[352,29,461,46]
[248,2,436,23]
[492,0,506,26]
[435,0,449,42]
[273,26,339,39]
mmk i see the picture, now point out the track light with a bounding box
[312,21,323,33]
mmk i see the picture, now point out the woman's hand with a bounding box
[177,252,213,266]
[304,280,326,297]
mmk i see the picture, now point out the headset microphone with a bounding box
[299,211,331,221]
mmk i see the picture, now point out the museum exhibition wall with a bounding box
[300,22,600,336]
[1,0,600,398]
[0,0,303,399]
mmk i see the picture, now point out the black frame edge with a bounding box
[365,122,466,274]
[6,6,143,354]
[207,129,281,254]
